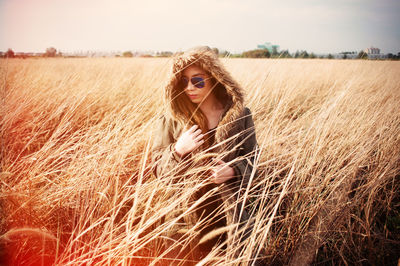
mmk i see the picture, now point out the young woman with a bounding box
[151,46,260,263]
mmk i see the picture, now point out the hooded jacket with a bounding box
[151,46,259,249]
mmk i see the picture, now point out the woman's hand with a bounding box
[210,158,235,184]
[175,125,204,157]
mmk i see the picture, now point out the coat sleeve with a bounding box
[229,107,259,190]
[151,116,188,178]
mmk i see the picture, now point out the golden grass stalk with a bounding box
[1,58,399,265]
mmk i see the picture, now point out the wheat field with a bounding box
[1,57,399,265]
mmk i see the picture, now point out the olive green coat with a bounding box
[152,106,258,192]
[151,46,259,253]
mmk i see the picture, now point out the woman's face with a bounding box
[181,65,214,104]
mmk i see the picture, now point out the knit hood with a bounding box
[164,46,245,143]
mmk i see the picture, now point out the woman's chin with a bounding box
[190,99,201,104]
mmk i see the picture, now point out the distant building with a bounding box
[257,42,280,53]
[364,47,380,55]
[363,46,386,59]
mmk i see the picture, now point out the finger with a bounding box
[210,171,217,179]
[194,134,204,142]
[210,165,222,175]
[210,172,222,184]
[188,125,198,133]
[193,129,202,137]
[213,158,226,165]
[193,139,204,150]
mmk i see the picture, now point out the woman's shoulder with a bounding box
[225,106,255,132]
[154,114,183,140]
[155,113,176,124]
[240,106,254,120]
[239,107,255,128]
[243,106,252,115]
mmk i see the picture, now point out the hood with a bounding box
[164,46,245,143]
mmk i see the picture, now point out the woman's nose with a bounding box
[186,80,195,91]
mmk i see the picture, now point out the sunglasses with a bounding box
[180,76,207,89]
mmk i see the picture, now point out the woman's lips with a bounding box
[188,94,197,99]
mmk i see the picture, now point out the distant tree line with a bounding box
[1,47,62,58]
[208,48,400,60]
[228,49,400,60]
[2,47,400,60]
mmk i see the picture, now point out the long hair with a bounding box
[166,46,242,148]
[170,64,230,149]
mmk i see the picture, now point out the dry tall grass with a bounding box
[1,57,399,265]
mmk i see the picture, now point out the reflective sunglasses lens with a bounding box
[191,77,205,88]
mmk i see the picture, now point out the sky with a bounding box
[1,0,399,54]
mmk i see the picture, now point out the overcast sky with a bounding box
[1,0,399,54]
